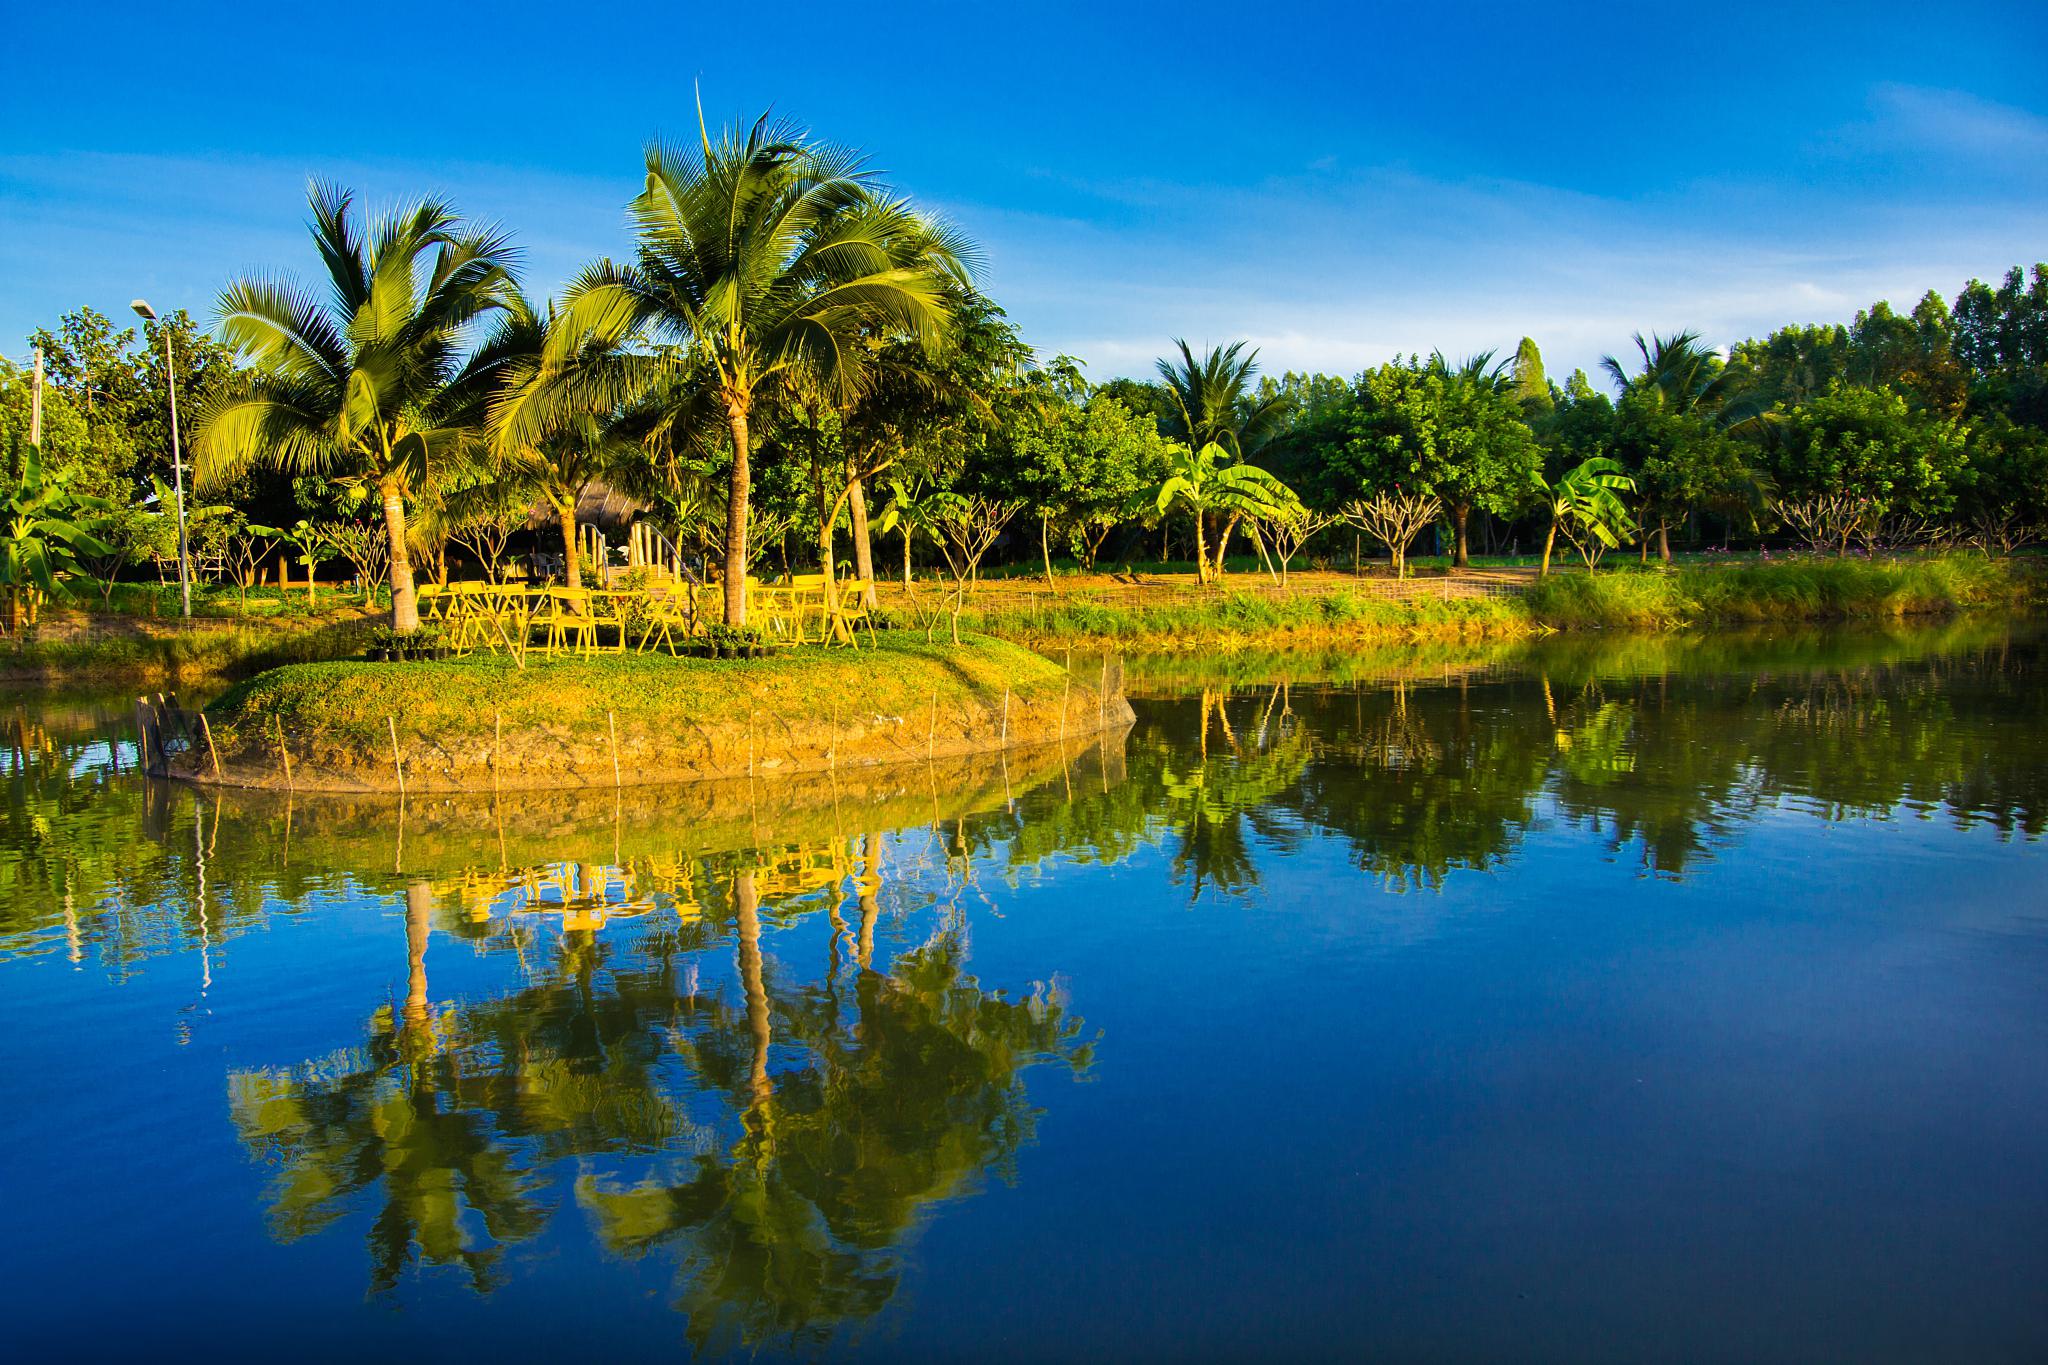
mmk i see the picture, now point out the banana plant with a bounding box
[2,444,111,632]
[1141,441,1299,584]
[1536,456,1636,574]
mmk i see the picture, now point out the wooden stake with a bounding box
[1059,674,1070,743]
[1098,657,1108,724]
[608,709,621,789]
[928,691,938,758]
[1000,686,1010,746]
[198,714,221,778]
[492,707,502,795]
[829,703,838,771]
[273,714,293,793]
[387,715,406,798]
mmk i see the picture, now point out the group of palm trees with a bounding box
[196,115,971,631]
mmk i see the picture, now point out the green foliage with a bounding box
[1536,456,1636,572]
[1308,355,1541,563]
[1519,554,2031,629]
[1767,383,1970,521]
[2,442,112,628]
[1143,441,1301,583]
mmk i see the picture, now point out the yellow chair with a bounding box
[542,588,597,656]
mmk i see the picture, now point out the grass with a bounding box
[206,633,1070,752]
[1519,554,2039,631]
[952,585,1530,647]
[939,552,2041,647]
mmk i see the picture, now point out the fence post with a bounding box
[387,715,406,798]
[274,714,294,793]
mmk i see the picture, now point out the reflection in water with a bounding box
[212,758,1105,1351]
[3,621,2046,1354]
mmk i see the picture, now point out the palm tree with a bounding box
[1155,340,1288,457]
[463,294,646,592]
[195,184,518,631]
[1148,342,1294,578]
[1143,441,1299,584]
[1599,330,1735,415]
[513,114,970,625]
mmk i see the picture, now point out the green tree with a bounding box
[2,442,111,631]
[1768,383,1970,528]
[1534,455,1635,574]
[194,184,520,631]
[1313,355,1541,566]
[1511,336,1552,414]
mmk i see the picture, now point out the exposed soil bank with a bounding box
[156,734,1126,879]
[177,635,1131,793]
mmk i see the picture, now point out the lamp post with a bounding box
[131,299,191,618]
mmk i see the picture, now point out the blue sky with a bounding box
[3,1,2045,383]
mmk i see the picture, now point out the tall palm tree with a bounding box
[1599,330,1735,414]
[1155,339,1288,458]
[511,114,970,625]
[195,184,519,631]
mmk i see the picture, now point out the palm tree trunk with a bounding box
[380,481,420,632]
[858,831,881,968]
[556,501,582,591]
[1451,502,1470,568]
[723,400,751,627]
[404,881,432,1030]
[1540,522,1557,576]
[735,872,770,1105]
[1041,511,1055,586]
[849,478,877,607]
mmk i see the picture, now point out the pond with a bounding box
[3,620,2045,1362]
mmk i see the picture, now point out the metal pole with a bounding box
[164,328,191,617]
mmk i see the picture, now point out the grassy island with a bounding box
[182,635,1130,793]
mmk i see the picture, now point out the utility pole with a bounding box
[30,345,42,447]
[131,300,191,617]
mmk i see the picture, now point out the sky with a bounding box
[3,1,2046,385]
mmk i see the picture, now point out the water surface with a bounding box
[4,622,2045,1362]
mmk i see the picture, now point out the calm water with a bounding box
[4,622,2046,1362]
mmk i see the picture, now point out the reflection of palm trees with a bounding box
[1160,687,1311,899]
[226,837,1093,1351]
[229,882,548,1294]
[579,928,1091,1354]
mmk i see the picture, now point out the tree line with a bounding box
[6,109,2046,632]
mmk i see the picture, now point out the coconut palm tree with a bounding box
[1155,340,1288,457]
[509,114,970,625]
[195,184,519,631]
[456,293,647,591]
[1599,330,1735,415]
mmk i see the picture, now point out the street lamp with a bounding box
[132,299,192,618]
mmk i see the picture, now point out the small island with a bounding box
[150,635,1131,793]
